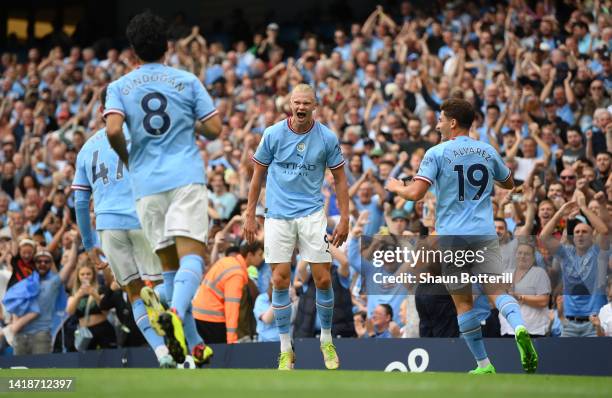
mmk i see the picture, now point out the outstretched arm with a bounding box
[564,72,576,108]
[361,7,380,36]
[529,123,551,161]
[348,170,369,197]
[541,201,578,254]
[540,68,556,102]
[59,230,80,284]
[385,178,430,202]
[370,175,387,208]
[505,130,522,161]
[575,191,609,249]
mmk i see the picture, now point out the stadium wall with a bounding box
[1,338,610,376]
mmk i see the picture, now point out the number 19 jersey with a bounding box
[414,135,511,235]
[104,63,217,199]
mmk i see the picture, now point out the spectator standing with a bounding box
[349,170,385,236]
[8,245,76,355]
[541,197,609,337]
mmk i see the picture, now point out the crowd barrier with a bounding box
[1,338,610,376]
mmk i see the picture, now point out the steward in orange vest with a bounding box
[192,241,263,343]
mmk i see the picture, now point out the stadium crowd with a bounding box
[0,0,611,355]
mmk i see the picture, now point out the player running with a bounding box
[386,98,538,374]
[244,84,350,370]
[72,86,175,368]
[103,11,221,366]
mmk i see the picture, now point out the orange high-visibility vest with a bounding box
[192,254,248,343]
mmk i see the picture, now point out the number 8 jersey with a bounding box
[104,63,217,199]
[414,135,511,236]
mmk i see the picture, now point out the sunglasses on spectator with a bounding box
[36,259,51,264]
[591,86,603,90]
[560,175,576,180]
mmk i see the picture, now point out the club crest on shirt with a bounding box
[296,143,306,152]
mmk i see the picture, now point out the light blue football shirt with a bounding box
[415,135,510,235]
[72,128,140,230]
[555,244,608,317]
[104,63,217,199]
[253,118,344,219]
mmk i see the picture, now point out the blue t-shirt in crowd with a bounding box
[105,63,217,199]
[347,237,405,324]
[253,293,279,342]
[556,103,575,125]
[354,196,384,237]
[256,262,272,295]
[21,272,62,334]
[369,37,384,61]
[372,328,392,338]
[333,44,352,61]
[554,243,608,317]
[253,118,344,219]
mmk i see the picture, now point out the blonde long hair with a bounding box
[73,260,99,309]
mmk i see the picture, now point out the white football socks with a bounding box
[280,333,292,353]
[477,357,491,368]
[320,328,332,344]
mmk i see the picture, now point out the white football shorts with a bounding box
[136,184,209,252]
[264,208,332,264]
[99,229,162,286]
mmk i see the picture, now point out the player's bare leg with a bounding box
[271,263,295,370]
[311,262,339,370]
[451,290,495,374]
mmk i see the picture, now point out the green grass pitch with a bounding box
[2,369,610,398]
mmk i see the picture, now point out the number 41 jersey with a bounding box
[414,135,511,236]
[104,63,217,199]
[72,128,140,230]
